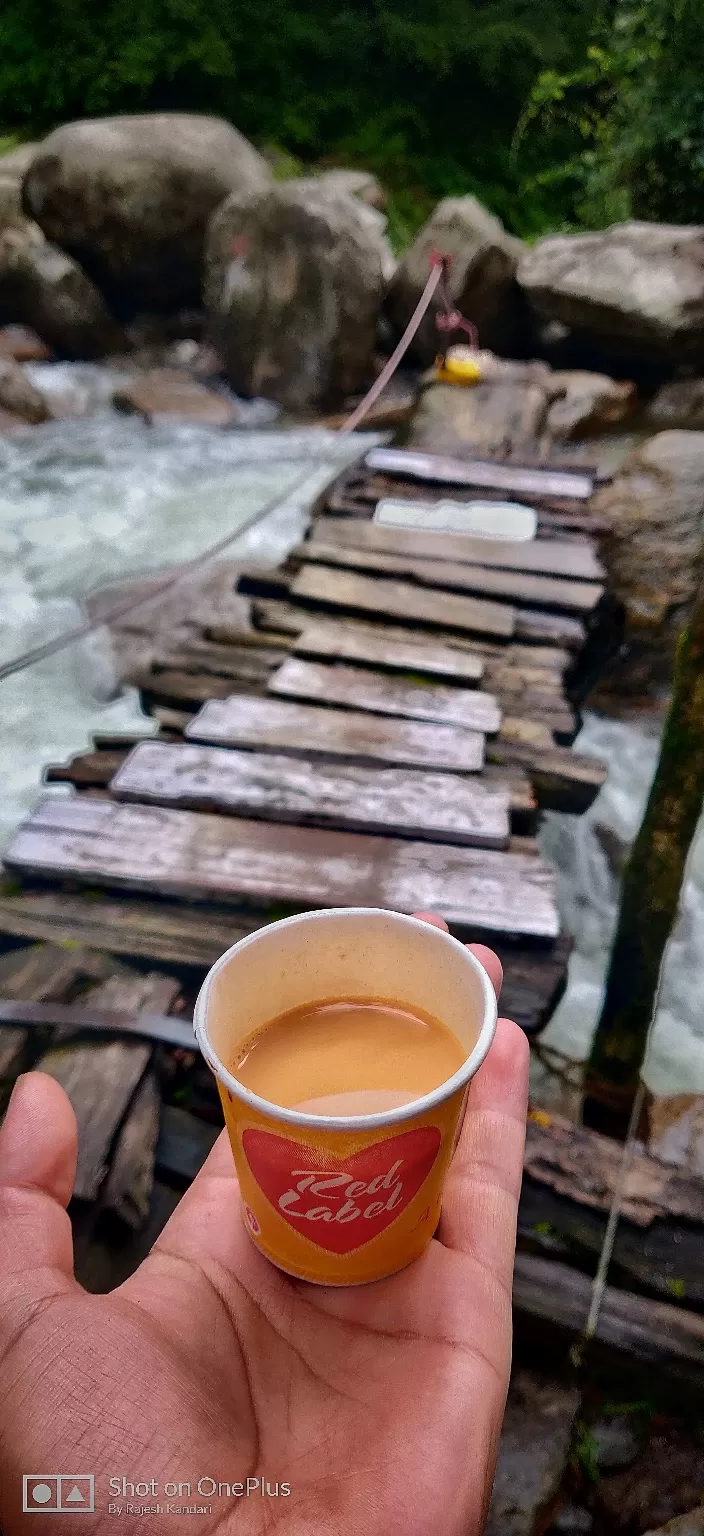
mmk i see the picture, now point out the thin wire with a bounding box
[340,262,444,434]
[0,461,319,685]
[580,938,670,1349]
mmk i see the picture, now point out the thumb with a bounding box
[0,1072,78,1322]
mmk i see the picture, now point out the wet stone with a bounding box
[485,1370,581,1536]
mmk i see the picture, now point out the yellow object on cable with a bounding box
[434,346,483,386]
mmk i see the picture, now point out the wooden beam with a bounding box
[295,539,604,615]
[111,740,511,849]
[512,1252,704,1386]
[294,621,486,685]
[290,564,516,640]
[312,515,605,582]
[5,797,560,941]
[290,564,586,649]
[0,887,263,971]
[269,657,502,733]
[365,447,595,501]
[187,693,485,773]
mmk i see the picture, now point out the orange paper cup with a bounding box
[194,908,497,1285]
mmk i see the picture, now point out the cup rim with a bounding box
[193,907,498,1132]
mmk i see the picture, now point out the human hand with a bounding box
[0,917,528,1536]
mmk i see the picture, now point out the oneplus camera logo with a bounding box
[23,1476,95,1514]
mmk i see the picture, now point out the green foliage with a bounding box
[0,0,594,239]
[1,0,703,239]
[515,1,704,228]
[573,1421,601,1483]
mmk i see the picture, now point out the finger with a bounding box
[468,943,502,1001]
[412,914,503,1000]
[412,910,448,929]
[438,1017,529,1286]
[0,1074,77,1333]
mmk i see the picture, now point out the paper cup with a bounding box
[194,908,497,1285]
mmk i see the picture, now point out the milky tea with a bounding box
[194,909,497,1285]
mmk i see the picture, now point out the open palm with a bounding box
[0,930,528,1536]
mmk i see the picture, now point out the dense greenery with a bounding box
[0,1,702,241]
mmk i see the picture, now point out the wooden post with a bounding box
[584,577,704,1136]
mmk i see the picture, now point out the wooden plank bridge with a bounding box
[2,438,701,1380]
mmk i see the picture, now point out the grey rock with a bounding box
[551,1505,593,1535]
[314,168,386,210]
[0,358,50,423]
[22,114,271,312]
[519,223,704,363]
[644,1510,704,1536]
[590,430,704,643]
[386,194,527,361]
[205,178,389,409]
[0,143,40,179]
[545,369,636,439]
[113,368,241,427]
[591,1415,640,1471]
[409,376,549,458]
[0,233,122,357]
[485,1370,580,1536]
[647,377,704,429]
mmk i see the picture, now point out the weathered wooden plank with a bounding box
[291,565,586,649]
[129,668,247,706]
[0,888,264,969]
[0,941,98,1002]
[46,749,130,788]
[290,564,516,640]
[512,1253,704,1386]
[524,1111,704,1227]
[269,657,502,733]
[0,941,109,1083]
[0,1022,27,1080]
[254,604,571,676]
[102,1071,161,1229]
[111,740,511,849]
[36,1036,151,1202]
[313,514,605,582]
[520,1111,704,1307]
[294,620,486,685]
[5,797,560,941]
[33,969,180,1205]
[187,693,485,772]
[150,638,287,681]
[513,607,586,649]
[296,539,604,616]
[365,447,595,501]
[486,735,607,813]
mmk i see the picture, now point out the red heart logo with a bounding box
[242,1127,441,1254]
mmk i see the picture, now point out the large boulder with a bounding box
[409,375,549,457]
[386,195,526,361]
[0,228,122,357]
[205,178,390,409]
[591,431,704,644]
[314,168,385,210]
[545,369,636,439]
[0,143,40,179]
[519,223,704,363]
[646,377,704,429]
[22,115,270,313]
